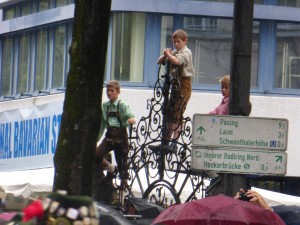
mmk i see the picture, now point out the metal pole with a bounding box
[157,61,172,179]
[226,0,254,197]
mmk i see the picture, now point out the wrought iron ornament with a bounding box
[121,63,210,207]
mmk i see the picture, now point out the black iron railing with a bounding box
[114,63,210,207]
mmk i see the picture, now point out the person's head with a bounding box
[172,29,188,51]
[219,75,230,97]
[106,80,120,102]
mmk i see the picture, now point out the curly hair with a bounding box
[219,75,230,86]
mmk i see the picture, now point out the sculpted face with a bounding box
[172,37,187,51]
[106,86,120,102]
[221,84,229,97]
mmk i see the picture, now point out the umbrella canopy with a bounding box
[0,212,17,222]
[273,205,300,225]
[124,197,165,219]
[152,195,285,225]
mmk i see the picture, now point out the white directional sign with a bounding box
[192,114,288,151]
[191,148,287,175]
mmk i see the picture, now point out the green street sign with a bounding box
[191,148,287,175]
[192,114,288,151]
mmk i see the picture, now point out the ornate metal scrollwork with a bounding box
[125,63,210,207]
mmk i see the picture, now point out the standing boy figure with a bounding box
[95,80,136,182]
[209,75,230,115]
[206,75,229,194]
[149,29,194,153]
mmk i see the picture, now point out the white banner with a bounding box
[0,101,63,171]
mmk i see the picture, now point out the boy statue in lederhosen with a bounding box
[95,80,136,188]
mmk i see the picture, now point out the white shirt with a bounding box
[171,45,195,78]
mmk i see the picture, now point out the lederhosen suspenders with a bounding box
[105,100,125,144]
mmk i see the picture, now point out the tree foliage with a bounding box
[53,0,112,195]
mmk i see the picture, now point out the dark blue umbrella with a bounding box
[273,205,300,225]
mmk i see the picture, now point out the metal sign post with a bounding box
[191,114,289,196]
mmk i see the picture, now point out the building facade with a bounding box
[1,0,300,194]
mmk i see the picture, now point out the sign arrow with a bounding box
[197,126,206,135]
[275,155,283,163]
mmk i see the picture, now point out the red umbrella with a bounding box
[0,212,17,221]
[152,195,285,225]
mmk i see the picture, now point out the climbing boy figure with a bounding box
[149,29,194,153]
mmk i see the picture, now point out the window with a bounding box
[20,1,32,16]
[160,16,174,50]
[190,0,263,4]
[184,17,217,31]
[56,0,68,7]
[159,16,259,87]
[110,12,145,82]
[3,6,15,20]
[159,16,174,77]
[278,0,300,7]
[187,17,233,85]
[275,23,300,89]
[18,32,31,94]
[251,21,260,88]
[0,22,72,99]
[2,0,74,20]
[161,17,260,87]
[1,37,14,96]
[38,0,50,12]
[35,28,48,91]
[53,25,67,88]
